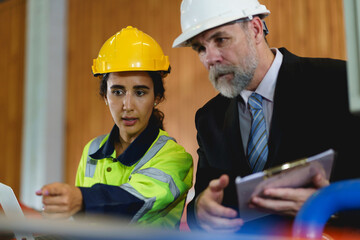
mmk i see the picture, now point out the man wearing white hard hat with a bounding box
[173,0,360,235]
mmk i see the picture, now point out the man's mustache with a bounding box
[210,65,234,81]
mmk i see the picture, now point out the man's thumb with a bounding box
[209,174,229,192]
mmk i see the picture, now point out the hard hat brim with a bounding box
[172,15,244,48]
[172,9,269,48]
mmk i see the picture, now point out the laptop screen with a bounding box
[0,182,34,240]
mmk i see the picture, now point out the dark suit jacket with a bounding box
[187,48,360,230]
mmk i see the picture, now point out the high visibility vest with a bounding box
[75,129,193,228]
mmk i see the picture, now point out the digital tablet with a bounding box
[235,149,335,222]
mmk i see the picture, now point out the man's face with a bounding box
[190,23,258,98]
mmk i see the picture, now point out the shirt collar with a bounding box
[240,48,283,106]
[90,117,159,166]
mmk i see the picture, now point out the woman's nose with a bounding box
[122,93,133,111]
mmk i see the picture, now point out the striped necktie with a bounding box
[247,93,268,172]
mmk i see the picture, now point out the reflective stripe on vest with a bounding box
[131,135,175,174]
[136,167,180,200]
[120,183,156,223]
[85,134,107,178]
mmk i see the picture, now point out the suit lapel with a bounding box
[267,95,282,168]
[266,48,299,167]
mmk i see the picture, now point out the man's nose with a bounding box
[202,46,222,70]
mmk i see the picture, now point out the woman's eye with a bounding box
[135,90,145,96]
[112,89,124,96]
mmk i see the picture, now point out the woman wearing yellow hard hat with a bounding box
[36,26,193,229]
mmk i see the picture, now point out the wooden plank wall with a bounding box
[0,0,347,196]
[263,0,346,59]
[0,0,26,197]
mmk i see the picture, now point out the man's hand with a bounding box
[250,173,329,216]
[196,174,243,232]
[36,182,83,219]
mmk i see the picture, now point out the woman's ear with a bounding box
[104,97,108,106]
[154,96,162,106]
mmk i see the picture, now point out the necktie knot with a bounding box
[248,93,263,111]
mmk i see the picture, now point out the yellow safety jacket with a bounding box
[75,124,193,228]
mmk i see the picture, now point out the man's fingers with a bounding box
[313,173,329,188]
[202,217,243,233]
[252,187,319,216]
[199,199,238,218]
[209,174,229,192]
[251,196,298,216]
[198,209,243,232]
[196,175,242,232]
[263,187,315,202]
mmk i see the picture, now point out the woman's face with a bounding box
[105,71,158,143]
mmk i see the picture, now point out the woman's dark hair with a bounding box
[99,71,166,130]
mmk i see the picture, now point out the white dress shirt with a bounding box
[238,48,283,151]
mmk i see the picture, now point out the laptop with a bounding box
[0,182,35,240]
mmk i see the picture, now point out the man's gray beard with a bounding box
[209,64,256,98]
[208,37,258,98]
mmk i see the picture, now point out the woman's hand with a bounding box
[36,182,83,219]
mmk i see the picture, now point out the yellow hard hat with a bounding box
[92,26,170,77]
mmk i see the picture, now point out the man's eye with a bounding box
[192,45,205,54]
[215,38,227,46]
[197,46,206,54]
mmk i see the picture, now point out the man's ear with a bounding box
[250,16,265,44]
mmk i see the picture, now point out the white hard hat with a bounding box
[172,0,270,48]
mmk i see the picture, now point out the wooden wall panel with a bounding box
[262,0,346,59]
[65,0,347,186]
[0,0,26,197]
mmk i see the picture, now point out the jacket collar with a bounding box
[90,117,159,166]
[266,47,298,167]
